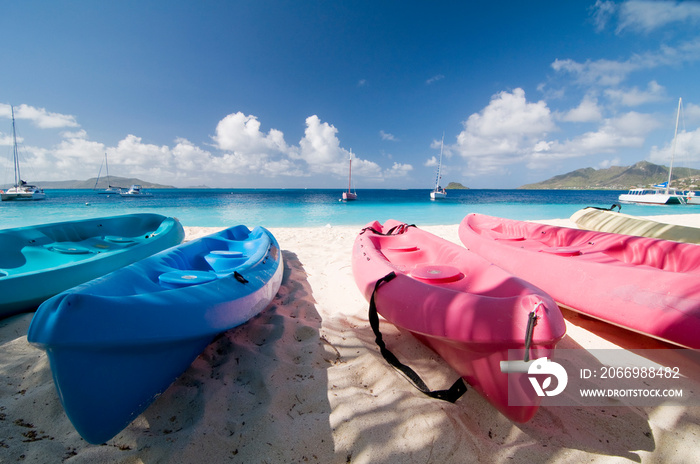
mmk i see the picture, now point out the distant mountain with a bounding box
[2,176,176,190]
[520,161,700,190]
[445,182,469,189]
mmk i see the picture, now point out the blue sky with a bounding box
[2,0,700,189]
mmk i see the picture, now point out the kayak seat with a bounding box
[47,244,95,255]
[158,270,218,289]
[495,236,526,241]
[204,250,248,272]
[410,264,464,283]
[539,246,582,257]
[386,245,419,252]
[103,236,139,244]
[195,231,270,273]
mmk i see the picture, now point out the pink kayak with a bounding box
[459,213,700,349]
[352,220,566,422]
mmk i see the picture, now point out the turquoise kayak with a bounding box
[0,214,185,317]
[27,225,283,444]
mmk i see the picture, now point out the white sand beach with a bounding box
[2,216,700,463]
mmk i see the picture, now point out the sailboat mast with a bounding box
[105,152,111,186]
[435,134,444,190]
[666,97,681,194]
[94,154,104,190]
[348,155,352,193]
[11,106,20,187]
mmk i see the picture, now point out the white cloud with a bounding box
[211,113,387,179]
[560,95,603,122]
[0,134,15,146]
[212,112,289,156]
[574,113,653,151]
[650,128,700,164]
[1,104,411,186]
[528,111,660,168]
[0,103,79,129]
[590,0,617,32]
[208,112,301,178]
[684,102,700,126]
[552,57,638,87]
[384,162,413,178]
[380,130,397,141]
[449,88,664,176]
[618,0,700,33]
[170,138,214,175]
[297,115,348,170]
[604,80,666,106]
[552,38,700,87]
[598,158,622,169]
[424,156,438,167]
[0,128,102,182]
[114,134,171,167]
[349,157,383,177]
[426,74,445,85]
[453,88,555,175]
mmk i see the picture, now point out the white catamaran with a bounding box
[93,152,124,194]
[1,106,45,201]
[618,98,686,205]
[342,154,357,201]
[430,134,446,200]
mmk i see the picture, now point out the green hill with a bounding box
[520,161,700,190]
[5,176,176,189]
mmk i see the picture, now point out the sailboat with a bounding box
[1,106,46,201]
[93,152,124,194]
[430,134,446,200]
[342,154,357,201]
[618,98,686,205]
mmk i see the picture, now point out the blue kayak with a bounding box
[0,214,185,317]
[27,225,283,444]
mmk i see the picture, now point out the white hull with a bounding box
[97,188,122,194]
[618,191,685,205]
[686,194,700,205]
[1,187,46,201]
[431,134,446,201]
[3,106,45,202]
[120,185,151,197]
[620,99,686,206]
[342,155,357,201]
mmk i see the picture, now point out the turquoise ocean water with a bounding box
[2,188,699,229]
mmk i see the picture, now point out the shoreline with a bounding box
[1,216,699,462]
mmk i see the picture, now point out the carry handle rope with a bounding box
[368,272,467,403]
[523,301,543,362]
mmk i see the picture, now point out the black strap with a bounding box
[233,271,249,284]
[368,272,467,403]
[361,223,416,236]
[588,203,621,212]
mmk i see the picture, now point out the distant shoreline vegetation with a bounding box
[6,161,699,191]
[0,176,176,190]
